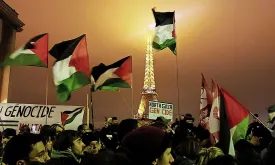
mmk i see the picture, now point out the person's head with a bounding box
[54,130,85,156]
[39,125,53,152]
[250,124,263,146]
[122,126,174,165]
[208,155,238,165]
[155,116,170,125]
[234,139,262,165]
[77,124,92,134]
[112,117,118,125]
[151,121,168,131]
[117,119,138,144]
[184,114,195,124]
[20,125,31,135]
[249,124,272,148]
[180,115,185,120]
[105,118,112,127]
[49,124,64,138]
[2,128,16,147]
[175,137,201,160]
[82,132,101,154]
[197,147,224,165]
[3,134,50,165]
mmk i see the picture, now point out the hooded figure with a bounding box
[117,119,138,145]
[121,126,174,165]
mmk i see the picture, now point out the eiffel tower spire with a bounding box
[137,37,158,116]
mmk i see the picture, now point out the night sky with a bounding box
[4,0,275,126]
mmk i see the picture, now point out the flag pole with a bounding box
[131,68,134,117]
[89,87,95,130]
[175,55,180,115]
[120,91,133,116]
[86,94,90,124]
[45,75,49,125]
[249,111,272,131]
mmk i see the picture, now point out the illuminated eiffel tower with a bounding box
[137,38,158,117]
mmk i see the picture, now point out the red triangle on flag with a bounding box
[114,56,132,85]
[61,113,69,126]
[31,33,48,67]
[221,88,249,128]
[69,35,90,77]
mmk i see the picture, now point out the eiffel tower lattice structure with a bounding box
[137,37,158,118]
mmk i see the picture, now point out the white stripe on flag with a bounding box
[154,24,174,45]
[10,47,35,59]
[53,56,77,86]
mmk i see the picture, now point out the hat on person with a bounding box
[118,118,138,144]
[122,126,172,164]
[155,116,171,125]
[82,132,99,146]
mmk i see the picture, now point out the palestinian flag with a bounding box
[2,33,48,67]
[267,104,275,123]
[199,74,213,130]
[152,7,176,55]
[212,87,249,156]
[50,34,91,102]
[91,56,132,91]
[221,88,249,144]
[61,107,84,129]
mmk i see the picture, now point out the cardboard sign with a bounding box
[148,101,173,121]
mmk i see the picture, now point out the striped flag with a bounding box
[152,7,176,55]
[0,120,19,128]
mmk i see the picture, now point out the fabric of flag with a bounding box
[209,80,220,143]
[2,33,48,67]
[221,88,249,145]
[61,107,84,130]
[210,86,249,156]
[91,56,132,91]
[267,104,275,123]
[50,34,90,102]
[199,74,213,130]
[152,7,176,55]
[0,120,19,128]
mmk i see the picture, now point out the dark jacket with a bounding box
[50,149,80,165]
[173,156,195,165]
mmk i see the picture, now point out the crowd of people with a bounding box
[0,114,274,165]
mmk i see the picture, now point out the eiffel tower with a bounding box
[137,38,158,117]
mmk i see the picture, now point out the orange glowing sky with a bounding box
[4,0,275,126]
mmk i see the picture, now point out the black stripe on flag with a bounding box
[152,8,175,26]
[23,33,48,49]
[0,120,19,127]
[49,34,85,61]
[218,89,231,155]
[62,107,82,114]
[91,56,130,82]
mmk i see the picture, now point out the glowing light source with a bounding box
[137,37,158,116]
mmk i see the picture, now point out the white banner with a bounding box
[148,101,173,121]
[0,103,85,133]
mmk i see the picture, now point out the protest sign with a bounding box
[0,103,84,133]
[148,101,173,121]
